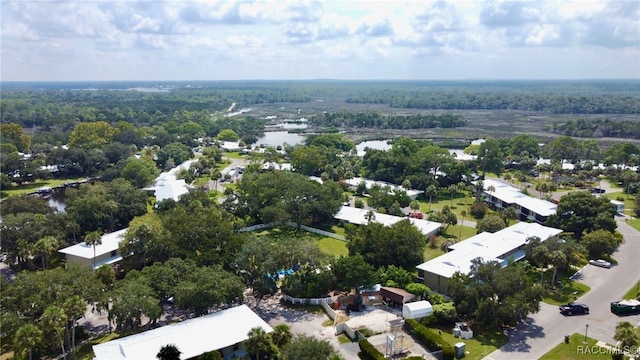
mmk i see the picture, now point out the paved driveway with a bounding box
[484,218,640,360]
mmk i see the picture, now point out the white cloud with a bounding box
[0,0,638,81]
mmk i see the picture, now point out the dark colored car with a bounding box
[559,302,589,315]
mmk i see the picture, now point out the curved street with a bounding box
[484,217,640,360]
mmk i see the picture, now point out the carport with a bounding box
[380,287,415,307]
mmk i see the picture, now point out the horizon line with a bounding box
[2,78,640,83]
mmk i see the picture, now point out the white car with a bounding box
[589,259,612,268]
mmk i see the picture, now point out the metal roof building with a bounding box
[59,228,128,269]
[416,222,562,294]
[344,177,424,200]
[478,178,557,223]
[335,206,442,238]
[93,305,273,360]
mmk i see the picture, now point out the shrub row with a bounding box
[358,339,384,360]
[404,318,455,360]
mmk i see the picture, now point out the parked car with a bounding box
[589,259,612,268]
[560,302,589,315]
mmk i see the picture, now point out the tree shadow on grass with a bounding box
[498,317,546,353]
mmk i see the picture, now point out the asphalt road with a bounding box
[484,217,640,360]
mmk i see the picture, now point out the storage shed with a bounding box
[402,300,433,319]
[380,286,416,306]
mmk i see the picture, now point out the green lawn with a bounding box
[253,226,348,258]
[418,194,476,220]
[75,332,121,360]
[223,152,246,159]
[430,324,509,360]
[1,177,85,199]
[423,225,479,261]
[542,281,591,305]
[600,191,636,217]
[540,333,615,360]
[315,237,349,257]
[626,218,640,232]
[622,280,640,300]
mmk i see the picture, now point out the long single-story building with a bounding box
[344,177,424,200]
[477,178,557,224]
[93,305,273,360]
[59,228,128,270]
[334,206,442,238]
[416,222,563,294]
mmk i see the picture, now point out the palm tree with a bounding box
[458,210,467,241]
[129,223,153,267]
[17,239,35,269]
[14,323,42,360]
[63,295,87,359]
[620,169,637,199]
[448,184,459,206]
[614,321,638,354]
[487,185,496,200]
[84,230,102,270]
[157,344,181,360]
[246,327,274,360]
[41,305,67,359]
[211,169,222,192]
[425,185,438,212]
[474,180,484,202]
[364,209,376,224]
[271,324,293,349]
[34,235,59,270]
[409,200,420,214]
[103,200,119,232]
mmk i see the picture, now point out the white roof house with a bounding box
[219,141,243,152]
[335,206,441,238]
[344,177,424,200]
[59,228,128,269]
[478,178,557,223]
[145,160,195,203]
[154,179,190,203]
[93,305,273,360]
[416,222,562,294]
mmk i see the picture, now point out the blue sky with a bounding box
[1,0,639,81]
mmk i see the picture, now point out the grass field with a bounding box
[600,191,636,217]
[539,333,615,360]
[75,332,121,360]
[622,279,640,300]
[542,281,591,306]
[254,226,349,258]
[423,224,477,261]
[626,218,640,232]
[223,151,246,159]
[315,237,349,257]
[429,324,509,360]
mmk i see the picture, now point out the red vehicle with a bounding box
[409,212,423,219]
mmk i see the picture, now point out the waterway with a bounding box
[254,131,306,148]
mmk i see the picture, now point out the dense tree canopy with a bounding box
[524,236,585,286]
[65,179,148,235]
[228,171,342,228]
[1,266,101,353]
[159,192,245,267]
[545,191,617,239]
[448,259,543,329]
[68,121,115,150]
[346,219,425,270]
